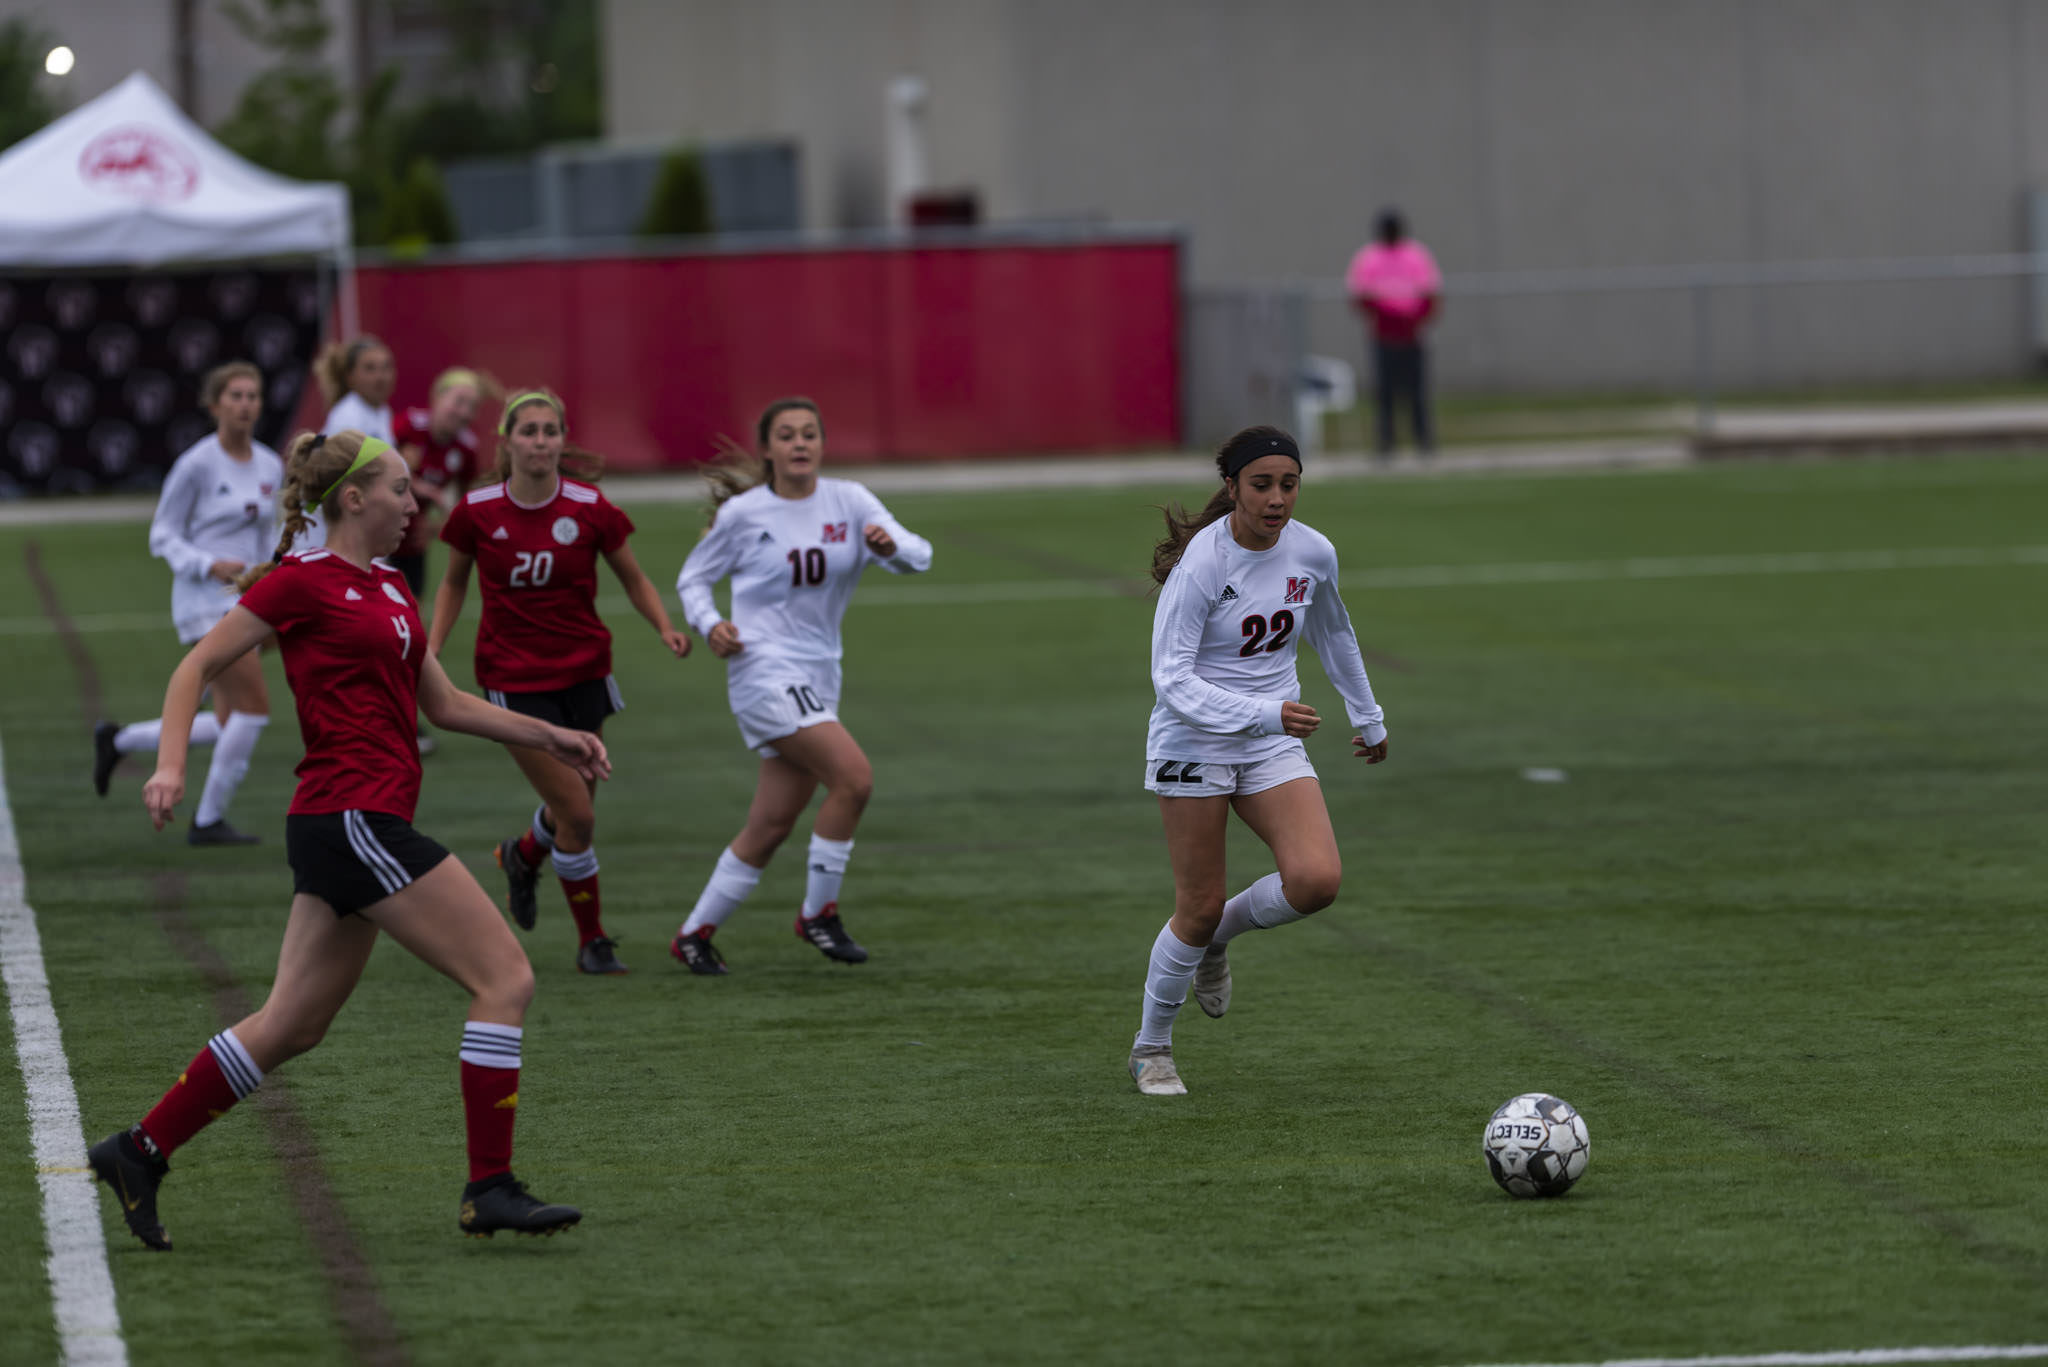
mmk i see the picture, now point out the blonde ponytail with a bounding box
[235,429,380,591]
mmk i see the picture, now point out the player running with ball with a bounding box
[670,398,932,973]
[1128,425,1390,1096]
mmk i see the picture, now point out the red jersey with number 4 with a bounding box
[439,478,634,692]
[393,406,479,557]
[235,549,426,819]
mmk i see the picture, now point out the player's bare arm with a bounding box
[426,548,474,656]
[144,605,277,828]
[602,543,691,658]
[415,653,610,780]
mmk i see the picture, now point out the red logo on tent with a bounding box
[78,127,199,203]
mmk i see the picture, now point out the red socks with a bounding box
[561,874,605,946]
[139,1030,263,1157]
[458,1022,522,1183]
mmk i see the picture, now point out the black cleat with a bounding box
[576,935,628,975]
[92,721,120,797]
[88,1126,172,1251]
[496,837,540,930]
[795,904,868,964]
[459,1173,581,1238]
[669,926,729,975]
[187,819,259,846]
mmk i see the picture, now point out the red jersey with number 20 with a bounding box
[235,549,426,820]
[438,478,635,692]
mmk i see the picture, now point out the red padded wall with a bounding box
[343,239,1181,470]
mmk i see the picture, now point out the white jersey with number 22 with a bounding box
[1147,516,1386,766]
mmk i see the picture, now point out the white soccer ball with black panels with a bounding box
[1482,1092,1590,1198]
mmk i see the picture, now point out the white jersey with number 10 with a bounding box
[677,478,933,668]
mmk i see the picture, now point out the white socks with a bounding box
[194,712,267,827]
[1212,872,1306,948]
[550,845,598,881]
[1134,922,1207,1048]
[801,835,854,920]
[458,1021,523,1069]
[115,712,222,754]
[207,1028,264,1098]
[528,805,557,855]
[680,847,764,935]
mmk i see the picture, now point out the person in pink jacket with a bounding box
[1344,209,1441,457]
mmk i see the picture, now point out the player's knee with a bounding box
[1173,891,1226,939]
[480,956,536,1017]
[835,763,874,810]
[1284,864,1342,914]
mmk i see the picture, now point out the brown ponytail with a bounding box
[1149,425,1299,585]
[235,429,380,591]
[313,335,388,408]
[703,397,820,528]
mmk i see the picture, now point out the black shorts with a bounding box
[486,675,622,734]
[286,811,451,917]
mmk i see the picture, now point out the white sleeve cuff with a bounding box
[1257,700,1287,736]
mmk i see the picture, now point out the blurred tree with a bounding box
[392,0,601,167]
[0,18,67,151]
[639,146,713,237]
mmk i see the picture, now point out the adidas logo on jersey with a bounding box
[345,588,363,601]
[1218,584,1239,604]
[215,483,230,495]
[758,531,774,543]
[491,526,510,540]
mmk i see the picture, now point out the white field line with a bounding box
[1,545,2042,639]
[1457,1346,2048,1367]
[0,732,128,1365]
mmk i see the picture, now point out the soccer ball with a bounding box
[1482,1093,1590,1198]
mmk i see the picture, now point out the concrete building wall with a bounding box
[601,0,2048,389]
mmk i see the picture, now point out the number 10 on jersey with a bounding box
[788,548,826,586]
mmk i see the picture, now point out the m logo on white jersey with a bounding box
[1284,577,1310,605]
[822,522,848,543]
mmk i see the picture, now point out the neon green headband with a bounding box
[316,436,394,508]
[499,390,565,434]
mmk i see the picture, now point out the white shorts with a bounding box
[729,658,841,757]
[1143,742,1318,798]
[172,581,239,645]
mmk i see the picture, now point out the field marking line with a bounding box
[1457,1345,2048,1366]
[0,731,129,1367]
[3,545,2043,640]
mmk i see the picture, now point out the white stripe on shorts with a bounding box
[487,689,508,709]
[342,810,409,896]
[605,674,624,713]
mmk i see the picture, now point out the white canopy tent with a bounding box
[0,70,355,331]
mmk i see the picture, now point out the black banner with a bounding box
[0,266,326,496]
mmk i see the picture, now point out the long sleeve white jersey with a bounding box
[1147,516,1387,765]
[149,434,285,637]
[677,478,933,667]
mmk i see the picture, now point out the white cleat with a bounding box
[1128,1044,1188,1096]
[1192,945,1231,1018]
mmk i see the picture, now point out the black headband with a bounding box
[1223,433,1302,479]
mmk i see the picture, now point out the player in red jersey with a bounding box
[392,367,487,757]
[86,428,606,1250]
[429,389,691,975]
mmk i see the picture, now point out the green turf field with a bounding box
[2,454,2046,1366]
